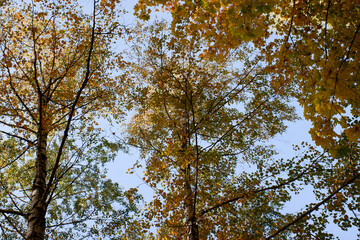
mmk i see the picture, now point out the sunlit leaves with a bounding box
[266,0,360,151]
[134,0,360,152]
[126,21,298,239]
[135,0,275,57]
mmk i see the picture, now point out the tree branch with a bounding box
[265,172,360,239]
[0,130,34,144]
[0,209,27,218]
[45,0,98,198]
[200,152,324,216]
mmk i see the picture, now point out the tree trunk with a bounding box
[27,111,48,240]
[184,164,199,240]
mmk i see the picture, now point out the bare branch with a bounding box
[0,209,27,218]
[0,130,34,144]
[0,145,31,170]
[1,213,26,239]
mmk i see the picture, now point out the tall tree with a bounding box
[133,1,360,237]
[126,22,301,239]
[0,0,139,239]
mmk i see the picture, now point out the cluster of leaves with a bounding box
[266,0,360,151]
[135,0,275,57]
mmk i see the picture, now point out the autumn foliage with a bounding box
[135,0,360,150]
[0,0,359,239]
[126,21,298,239]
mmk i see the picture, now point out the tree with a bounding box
[126,22,304,239]
[134,0,360,149]
[0,0,139,239]
[133,1,360,237]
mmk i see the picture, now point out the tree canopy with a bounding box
[0,0,359,239]
[125,20,360,240]
[135,0,360,150]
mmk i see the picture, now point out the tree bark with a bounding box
[184,164,199,240]
[27,100,48,240]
